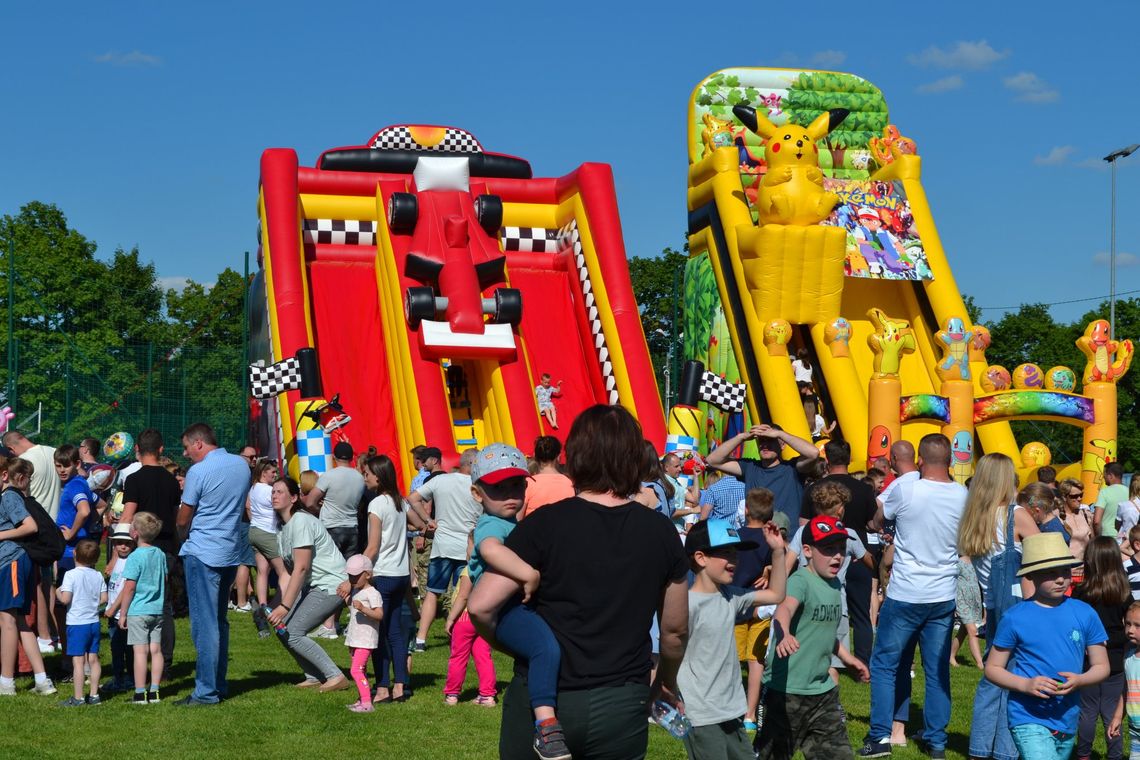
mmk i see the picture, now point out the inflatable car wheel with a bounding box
[405,287,436,327]
[491,288,522,326]
[388,193,418,234]
[473,194,503,237]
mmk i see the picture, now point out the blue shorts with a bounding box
[426,557,465,594]
[0,554,32,613]
[66,621,101,656]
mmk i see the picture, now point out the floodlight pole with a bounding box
[1104,143,1139,338]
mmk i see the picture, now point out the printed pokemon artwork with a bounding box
[821,179,931,281]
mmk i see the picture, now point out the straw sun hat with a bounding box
[1016,532,1081,577]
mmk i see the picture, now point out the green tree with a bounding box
[628,247,688,408]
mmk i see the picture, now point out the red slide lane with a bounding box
[510,263,607,444]
[307,260,403,482]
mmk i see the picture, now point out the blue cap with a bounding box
[685,518,759,554]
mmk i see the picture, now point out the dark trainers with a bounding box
[148,689,161,703]
[132,691,147,705]
[86,694,102,705]
[59,696,86,707]
[412,641,427,653]
[533,720,572,760]
[856,738,892,758]
[914,737,945,759]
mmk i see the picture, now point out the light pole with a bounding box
[1104,143,1139,337]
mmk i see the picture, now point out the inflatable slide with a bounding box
[248,125,664,487]
[679,68,1131,497]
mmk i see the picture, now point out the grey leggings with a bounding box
[283,588,344,682]
[1077,670,1124,759]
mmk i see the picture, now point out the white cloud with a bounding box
[811,50,847,67]
[1034,146,1074,166]
[92,50,162,67]
[158,276,194,292]
[1093,252,1138,267]
[917,75,964,94]
[909,40,1009,70]
[1004,71,1059,103]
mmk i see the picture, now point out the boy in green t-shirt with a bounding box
[755,515,869,760]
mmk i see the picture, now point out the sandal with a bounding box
[443,694,459,706]
[472,695,497,707]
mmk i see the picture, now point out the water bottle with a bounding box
[651,700,691,739]
[262,605,289,639]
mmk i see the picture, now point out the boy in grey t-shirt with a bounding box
[302,442,365,558]
[677,519,787,760]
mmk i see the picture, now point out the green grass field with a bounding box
[0,614,1118,759]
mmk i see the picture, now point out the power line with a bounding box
[977,288,1140,312]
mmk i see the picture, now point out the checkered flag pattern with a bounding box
[296,429,333,474]
[303,219,376,246]
[248,358,302,400]
[699,371,746,413]
[500,227,561,252]
[369,126,483,154]
[559,221,620,404]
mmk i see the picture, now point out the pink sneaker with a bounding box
[347,701,373,713]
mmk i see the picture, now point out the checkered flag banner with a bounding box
[698,371,746,413]
[249,358,302,400]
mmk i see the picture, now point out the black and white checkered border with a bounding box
[500,227,561,253]
[698,371,746,413]
[559,221,620,404]
[369,126,483,154]
[303,219,376,246]
[249,357,302,400]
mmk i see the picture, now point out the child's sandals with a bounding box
[347,700,373,713]
[472,695,497,707]
[443,694,460,706]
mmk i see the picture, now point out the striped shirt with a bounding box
[1126,556,1140,601]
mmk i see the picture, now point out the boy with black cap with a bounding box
[755,514,868,760]
[678,518,788,759]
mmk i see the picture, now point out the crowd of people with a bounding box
[1,412,1140,760]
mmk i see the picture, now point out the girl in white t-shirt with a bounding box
[791,348,813,383]
[246,461,291,624]
[343,554,383,713]
[1116,479,1140,548]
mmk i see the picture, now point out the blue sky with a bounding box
[2,1,1137,325]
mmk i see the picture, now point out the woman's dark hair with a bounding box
[533,435,561,464]
[364,454,403,512]
[641,440,673,500]
[273,476,303,514]
[1074,535,1131,607]
[565,405,645,498]
[796,347,811,369]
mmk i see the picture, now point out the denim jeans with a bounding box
[1009,723,1074,759]
[868,597,955,749]
[494,601,561,710]
[183,554,238,703]
[968,607,1018,760]
[371,574,410,688]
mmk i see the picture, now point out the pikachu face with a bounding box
[733,105,848,170]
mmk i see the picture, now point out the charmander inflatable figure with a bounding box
[1077,319,1133,384]
[732,104,849,225]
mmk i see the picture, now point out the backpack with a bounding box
[4,488,66,567]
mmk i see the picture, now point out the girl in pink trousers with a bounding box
[344,555,383,712]
[444,569,497,706]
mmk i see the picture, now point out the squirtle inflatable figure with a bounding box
[951,430,973,482]
[937,317,971,381]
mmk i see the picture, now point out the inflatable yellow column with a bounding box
[1077,320,1133,502]
[935,317,976,484]
[866,308,916,469]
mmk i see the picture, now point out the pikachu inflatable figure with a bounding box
[732,104,849,226]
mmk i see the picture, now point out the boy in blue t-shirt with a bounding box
[107,512,167,704]
[985,532,1110,758]
[54,444,97,572]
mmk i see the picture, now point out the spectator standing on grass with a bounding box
[303,442,366,559]
[1095,463,1130,539]
[860,433,966,759]
[468,404,689,760]
[706,423,820,530]
[409,448,481,652]
[520,436,573,520]
[176,422,250,706]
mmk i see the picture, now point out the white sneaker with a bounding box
[31,679,57,696]
[0,682,15,696]
[307,626,338,640]
[232,603,252,613]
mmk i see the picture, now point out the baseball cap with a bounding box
[802,515,848,547]
[421,446,443,462]
[345,554,373,575]
[685,518,759,555]
[470,443,529,485]
[110,523,135,543]
[333,442,354,461]
[770,512,791,535]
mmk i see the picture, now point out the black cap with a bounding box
[333,442,354,461]
[421,446,442,461]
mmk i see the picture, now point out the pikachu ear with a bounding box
[806,108,850,141]
[733,104,777,139]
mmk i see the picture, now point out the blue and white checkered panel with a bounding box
[699,371,747,413]
[369,126,483,154]
[500,227,561,253]
[296,429,333,474]
[302,219,376,246]
[665,435,697,454]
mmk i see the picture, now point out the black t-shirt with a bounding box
[505,496,688,690]
[123,465,182,553]
[800,473,876,548]
[731,526,772,588]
